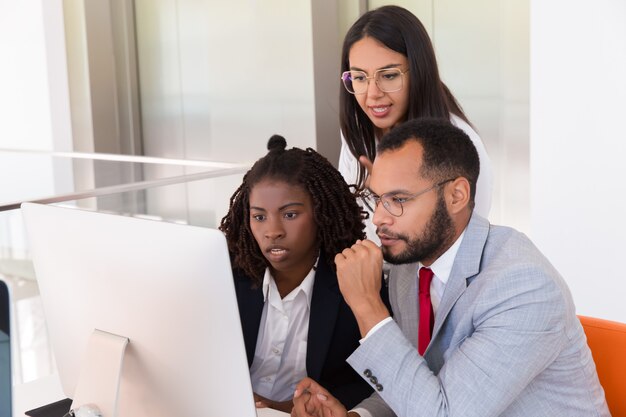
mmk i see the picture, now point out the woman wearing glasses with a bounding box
[339,5,493,242]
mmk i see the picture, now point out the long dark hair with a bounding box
[219,135,366,285]
[340,5,470,189]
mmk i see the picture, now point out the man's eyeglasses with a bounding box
[360,179,455,217]
[341,68,409,95]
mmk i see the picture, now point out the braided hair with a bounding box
[219,135,366,285]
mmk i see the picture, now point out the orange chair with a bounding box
[579,315,626,417]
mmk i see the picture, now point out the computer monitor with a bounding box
[21,202,264,417]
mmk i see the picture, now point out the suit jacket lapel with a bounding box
[236,275,265,367]
[390,262,419,344]
[429,214,490,348]
[306,256,341,381]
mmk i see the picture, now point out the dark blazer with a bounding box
[233,254,390,409]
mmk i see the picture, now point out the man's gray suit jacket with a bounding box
[347,214,610,417]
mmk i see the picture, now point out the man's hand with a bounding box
[254,392,294,413]
[335,240,390,336]
[291,377,348,417]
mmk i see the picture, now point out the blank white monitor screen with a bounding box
[22,202,260,417]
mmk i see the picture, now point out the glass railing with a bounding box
[0,149,248,384]
[0,149,249,211]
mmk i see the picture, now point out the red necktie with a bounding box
[418,267,434,355]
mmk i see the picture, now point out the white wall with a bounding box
[0,0,74,208]
[531,0,626,322]
[0,0,54,150]
[0,0,71,152]
[434,0,529,231]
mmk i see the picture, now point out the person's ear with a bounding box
[446,177,471,215]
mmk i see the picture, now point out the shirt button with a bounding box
[272,348,280,355]
[364,369,372,378]
[375,383,383,392]
[264,376,272,382]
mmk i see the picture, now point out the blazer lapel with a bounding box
[235,274,265,367]
[389,262,419,344]
[306,257,341,381]
[428,214,490,348]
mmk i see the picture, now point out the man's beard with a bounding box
[379,193,455,265]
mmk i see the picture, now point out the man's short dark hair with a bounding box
[378,118,480,208]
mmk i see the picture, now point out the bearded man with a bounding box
[291,118,609,417]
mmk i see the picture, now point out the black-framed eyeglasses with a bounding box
[341,68,409,95]
[360,179,455,217]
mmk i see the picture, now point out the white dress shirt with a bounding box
[422,229,465,314]
[249,265,316,402]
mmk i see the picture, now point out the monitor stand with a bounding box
[71,329,129,417]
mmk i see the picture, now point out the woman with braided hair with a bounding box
[219,135,388,413]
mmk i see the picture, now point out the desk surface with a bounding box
[258,408,290,417]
